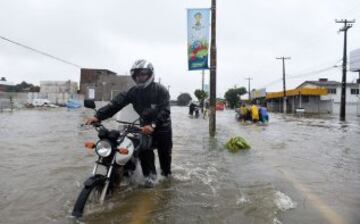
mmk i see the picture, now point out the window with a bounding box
[303,96,309,103]
[328,88,336,94]
[351,89,359,95]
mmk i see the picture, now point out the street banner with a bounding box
[187,8,210,70]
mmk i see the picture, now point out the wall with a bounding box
[267,96,332,114]
[331,102,359,115]
[84,75,134,101]
[0,92,84,109]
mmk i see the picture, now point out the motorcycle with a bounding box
[72,99,152,218]
[194,107,200,118]
[188,103,200,119]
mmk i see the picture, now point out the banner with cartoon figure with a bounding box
[187,8,210,70]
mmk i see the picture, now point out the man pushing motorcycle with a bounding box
[85,59,172,187]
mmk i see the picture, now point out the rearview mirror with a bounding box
[84,99,96,109]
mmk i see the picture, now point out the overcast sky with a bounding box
[1,0,360,99]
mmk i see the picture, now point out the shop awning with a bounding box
[266,88,327,100]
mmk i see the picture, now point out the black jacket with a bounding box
[95,82,171,128]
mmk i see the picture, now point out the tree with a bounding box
[177,93,192,106]
[224,87,247,109]
[14,81,39,92]
[194,89,208,102]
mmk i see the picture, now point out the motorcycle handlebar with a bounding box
[125,126,142,133]
[82,118,142,134]
[116,120,141,126]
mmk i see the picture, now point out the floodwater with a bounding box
[0,107,359,224]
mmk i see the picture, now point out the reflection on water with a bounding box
[0,108,359,224]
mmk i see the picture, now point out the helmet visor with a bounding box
[131,68,152,77]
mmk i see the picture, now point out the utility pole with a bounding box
[336,19,355,121]
[209,0,217,137]
[201,70,205,113]
[201,70,205,91]
[276,57,291,113]
[245,77,253,102]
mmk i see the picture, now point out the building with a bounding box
[40,80,79,105]
[80,68,134,101]
[296,78,360,115]
[266,88,329,113]
[0,77,15,92]
[250,88,266,105]
[40,80,78,94]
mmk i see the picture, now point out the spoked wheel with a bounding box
[72,174,107,218]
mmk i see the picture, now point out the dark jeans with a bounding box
[139,127,172,177]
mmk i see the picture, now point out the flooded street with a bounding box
[0,107,359,224]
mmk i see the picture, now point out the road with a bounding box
[0,106,359,224]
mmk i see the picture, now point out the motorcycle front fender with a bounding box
[84,174,106,189]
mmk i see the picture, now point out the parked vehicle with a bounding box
[72,99,151,218]
[189,102,200,118]
[216,102,225,111]
[32,99,51,107]
[194,107,200,118]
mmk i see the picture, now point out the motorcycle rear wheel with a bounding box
[72,174,107,218]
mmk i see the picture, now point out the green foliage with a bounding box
[194,89,208,102]
[13,81,39,92]
[224,87,247,109]
[177,93,192,106]
[225,136,251,152]
[216,98,225,103]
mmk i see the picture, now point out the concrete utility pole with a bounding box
[209,0,217,137]
[201,70,205,113]
[201,70,205,91]
[245,77,253,102]
[276,57,291,113]
[336,19,355,121]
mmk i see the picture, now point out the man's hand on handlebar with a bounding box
[141,125,154,135]
[85,116,100,125]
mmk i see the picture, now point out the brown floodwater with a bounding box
[0,107,359,224]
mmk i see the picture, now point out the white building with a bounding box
[40,80,79,105]
[297,78,360,115]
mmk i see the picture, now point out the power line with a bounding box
[287,66,337,79]
[260,59,343,88]
[0,35,81,68]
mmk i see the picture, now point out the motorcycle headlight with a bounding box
[95,140,112,157]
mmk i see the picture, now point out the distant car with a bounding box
[32,99,51,107]
[216,102,225,111]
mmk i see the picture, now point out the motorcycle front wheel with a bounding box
[72,174,107,218]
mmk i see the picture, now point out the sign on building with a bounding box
[350,48,360,72]
[250,88,266,99]
[88,88,95,99]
